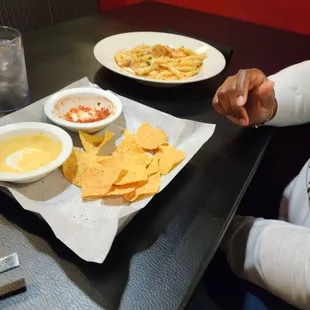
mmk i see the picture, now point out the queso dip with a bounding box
[0,134,61,173]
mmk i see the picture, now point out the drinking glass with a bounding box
[0,26,29,116]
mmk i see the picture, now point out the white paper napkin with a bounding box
[0,78,215,263]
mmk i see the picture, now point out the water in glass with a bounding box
[0,26,29,116]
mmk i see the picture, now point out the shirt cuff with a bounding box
[266,75,297,126]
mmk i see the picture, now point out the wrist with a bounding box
[250,101,277,129]
[269,99,278,121]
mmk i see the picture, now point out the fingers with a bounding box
[212,93,227,115]
[256,80,276,110]
[235,69,267,106]
[213,68,269,126]
[227,79,249,125]
[212,76,249,126]
[217,86,232,115]
[235,70,250,106]
[213,76,233,116]
[226,115,243,126]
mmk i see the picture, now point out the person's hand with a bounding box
[212,69,277,126]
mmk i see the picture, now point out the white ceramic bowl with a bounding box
[0,122,73,184]
[44,87,123,133]
[94,31,226,87]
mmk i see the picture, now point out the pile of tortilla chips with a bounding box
[62,122,186,202]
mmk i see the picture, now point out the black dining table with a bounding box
[1,2,310,310]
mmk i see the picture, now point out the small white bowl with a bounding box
[44,87,123,133]
[0,122,73,184]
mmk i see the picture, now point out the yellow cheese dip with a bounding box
[0,134,61,173]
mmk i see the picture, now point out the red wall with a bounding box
[155,0,310,35]
[99,0,144,11]
[99,0,310,35]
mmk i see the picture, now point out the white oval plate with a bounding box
[93,32,226,87]
[0,122,73,183]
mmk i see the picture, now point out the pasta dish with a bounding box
[114,44,207,80]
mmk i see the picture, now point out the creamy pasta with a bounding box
[114,44,207,80]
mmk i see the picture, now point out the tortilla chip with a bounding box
[79,130,114,155]
[115,164,147,185]
[62,148,110,187]
[102,154,148,185]
[136,122,168,150]
[105,184,136,196]
[113,130,141,154]
[147,153,160,175]
[64,124,186,202]
[113,130,151,166]
[127,152,152,167]
[81,162,124,198]
[122,129,132,137]
[157,144,186,175]
[122,172,161,202]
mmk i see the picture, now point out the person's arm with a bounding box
[212,61,310,127]
[222,216,310,310]
[268,61,310,126]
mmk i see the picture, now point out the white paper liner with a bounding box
[0,78,215,263]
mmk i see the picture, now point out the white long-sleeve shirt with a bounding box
[223,61,310,309]
[269,61,310,226]
[268,61,310,127]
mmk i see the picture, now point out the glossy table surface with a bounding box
[1,2,310,310]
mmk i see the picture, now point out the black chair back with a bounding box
[0,0,98,31]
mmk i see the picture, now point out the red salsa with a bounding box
[62,105,111,123]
